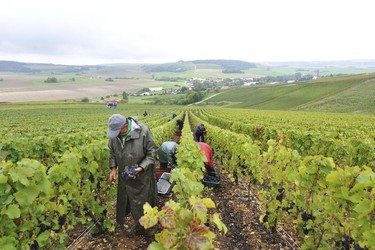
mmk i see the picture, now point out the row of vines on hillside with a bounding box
[0,109,181,249]
[1,103,374,249]
[140,111,227,249]
[189,110,374,250]
[198,108,375,167]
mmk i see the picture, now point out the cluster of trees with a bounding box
[191,78,245,90]
[122,91,128,101]
[148,90,204,105]
[257,73,315,84]
[44,77,58,83]
[153,76,183,82]
[174,91,204,105]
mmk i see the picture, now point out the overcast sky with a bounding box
[1,0,374,65]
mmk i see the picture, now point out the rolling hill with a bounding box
[205,73,375,113]
[1,60,375,114]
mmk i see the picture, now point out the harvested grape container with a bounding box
[157,172,175,195]
[202,172,221,188]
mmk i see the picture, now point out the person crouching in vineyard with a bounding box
[158,141,178,169]
[197,142,215,173]
[198,142,221,187]
[107,114,158,236]
[195,123,207,142]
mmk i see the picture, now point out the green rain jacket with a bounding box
[158,141,178,168]
[108,118,157,225]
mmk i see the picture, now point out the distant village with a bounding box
[102,72,321,105]
[131,72,320,97]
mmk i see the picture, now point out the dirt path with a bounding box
[209,163,301,250]
[188,92,223,106]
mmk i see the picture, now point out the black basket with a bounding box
[202,172,220,188]
[157,173,175,195]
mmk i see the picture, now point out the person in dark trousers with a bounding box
[176,119,184,130]
[195,123,207,142]
[158,141,178,169]
[107,114,158,236]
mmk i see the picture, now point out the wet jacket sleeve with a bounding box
[139,128,157,171]
[108,139,117,169]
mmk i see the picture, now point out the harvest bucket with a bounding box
[157,172,175,195]
[156,167,171,180]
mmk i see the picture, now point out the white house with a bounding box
[149,87,163,92]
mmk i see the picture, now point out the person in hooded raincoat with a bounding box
[107,114,158,235]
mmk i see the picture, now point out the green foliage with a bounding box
[139,112,227,249]
[0,159,57,248]
[140,198,222,250]
[207,73,375,113]
[0,101,374,249]
[189,109,374,249]
[122,91,128,100]
[0,128,116,249]
[44,77,58,83]
[175,91,204,105]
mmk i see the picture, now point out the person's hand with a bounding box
[135,166,143,174]
[109,168,116,182]
[120,164,140,180]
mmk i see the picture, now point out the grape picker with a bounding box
[107,114,158,236]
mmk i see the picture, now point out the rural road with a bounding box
[189,92,223,106]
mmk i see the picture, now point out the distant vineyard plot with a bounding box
[204,73,375,113]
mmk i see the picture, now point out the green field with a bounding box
[2,60,375,110]
[203,73,375,113]
[1,60,375,250]
[1,100,374,250]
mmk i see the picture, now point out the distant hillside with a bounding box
[262,59,375,68]
[142,59,257,73]
[0,60,104,73]
[191,59,257,70]
[0,61,32,72]
[2,59,374,74]
[142,61,195,73]
[206,73,375,113]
